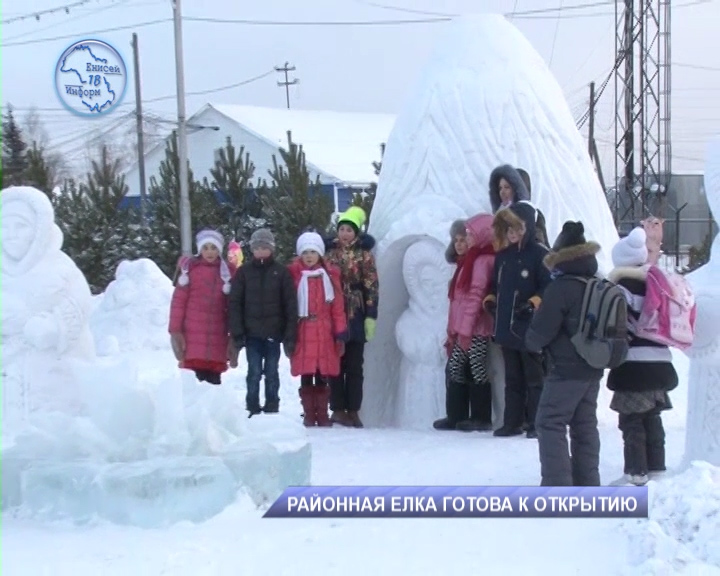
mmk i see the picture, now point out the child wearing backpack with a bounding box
[169,229,238,385]
[483,201,551,438]
[525,221,605,486]
[287,232,348,427]
[607,227,679,486]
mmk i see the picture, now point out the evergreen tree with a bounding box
[204,136,266,248]
[261,131,334,262]
[146,131,218,276]
[351,142,384,229]
[24,142,55,197]
[2,105,28,187]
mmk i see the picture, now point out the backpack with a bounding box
[567,276,630,370]
[631,266,696,350]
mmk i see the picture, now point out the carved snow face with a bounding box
[2,205,35,262]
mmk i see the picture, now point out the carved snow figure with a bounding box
[394,239,452,428]
[1,186,95,433]
[684,137,720,467]
[641,216,665,266]
[363,14,618,428]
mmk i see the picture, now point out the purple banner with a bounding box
[264,486,648,518]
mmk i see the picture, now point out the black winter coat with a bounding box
[485,203,551,350]
[605,266,679,393]
[228,256,298,346]
[525,241,605,381]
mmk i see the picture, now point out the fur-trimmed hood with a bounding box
[607,265,650,284]
[543,241,600,277]
[492,202,537,250]
[325,232,376,252]
[488,164,531,213]
[445,219,467,264]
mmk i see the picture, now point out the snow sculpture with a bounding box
[683,136,720,467]
[1,186,95,432]
[394,239,452,428]
[364,14,618,428]
[90,258,174,354]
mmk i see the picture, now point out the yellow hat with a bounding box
[337,206,366,232]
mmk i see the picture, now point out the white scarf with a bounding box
[297,268,335,318]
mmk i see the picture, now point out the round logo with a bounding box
[521,269,529,279]
[55,39,127,117]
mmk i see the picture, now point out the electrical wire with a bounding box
[2,0,91,24]
[549,0,565,67]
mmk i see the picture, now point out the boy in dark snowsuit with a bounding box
[525,221,604,486]
[483,202,551,438]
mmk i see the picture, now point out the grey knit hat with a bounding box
[249,228,275,251]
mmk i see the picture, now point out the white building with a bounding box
[123,103,396,212]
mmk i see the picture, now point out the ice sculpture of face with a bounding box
[2,203,35,262]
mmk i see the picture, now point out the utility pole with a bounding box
[131,33,147,225]
[275,62,299,109]
[172,0,192,255]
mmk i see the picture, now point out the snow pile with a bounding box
[89,258,174,355]
[622,462,720,574]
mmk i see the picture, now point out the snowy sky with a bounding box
[2,0,719,180]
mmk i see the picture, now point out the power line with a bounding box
[548,0,565,67]
[2,0,91,24]
[674,62,720,72]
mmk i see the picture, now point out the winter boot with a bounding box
[314,386,333,427]
[331,410,353,427]
[262,401,279,413]
[347,410,364,428]
[299,386,316,427]
[433,379,470,430]
[456,383,493,432]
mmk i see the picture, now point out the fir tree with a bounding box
[261,131,334,262]
[2,105,28,187]
[351,142,384,229]
[204,136,266,248]
[24,142,55,197]
[146,131,218,276]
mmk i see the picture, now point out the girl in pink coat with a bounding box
[168,229,237,385]
[287,231,348,427]
[434,214,496,432]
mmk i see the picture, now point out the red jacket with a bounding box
[168,256,235,373]
[287,259,347,378]
[447,214,495,339]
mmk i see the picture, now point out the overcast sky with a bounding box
[2,0,719,181]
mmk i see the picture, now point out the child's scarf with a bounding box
[298,267,335,317]
[448,244,495,299]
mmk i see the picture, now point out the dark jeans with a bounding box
[330,340,365,412]
[245,336,281,410]
[535,376,601,486]
[501,347,544,431]
[618,408,666,476]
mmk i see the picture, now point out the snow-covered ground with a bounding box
[4,349,720,576]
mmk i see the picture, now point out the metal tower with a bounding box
[612,0,672,232]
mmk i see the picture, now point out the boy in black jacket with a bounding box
[483,201,551,438]
[525,221,603,486]
[229,228,298,416]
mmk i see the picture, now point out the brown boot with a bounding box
[299,387,315,427]
[331,410,352,426]
[314,386,332,427]
[347,410,364,428]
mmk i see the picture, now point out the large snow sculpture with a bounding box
[364,14,618,428]
[394,239,452,428]
[684,137,720,467]
[1,186,95,432]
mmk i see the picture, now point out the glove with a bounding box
[364,318,376,342]
[227,339,239,368]
[515,301,536,321]
[443,338,454,358]
[483,299,497,316]
[170,333,186,361]
[336,340,346,357]
[283,341,295,358]
[458,334,472,352]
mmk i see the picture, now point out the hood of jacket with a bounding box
[488,164,531,213]
[465,213,495,251]
[326,232,376,252]
[492,201,538,251]
[543,241,600,277]
[607,265,650,284]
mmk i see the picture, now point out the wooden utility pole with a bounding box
[275,62,299,109]
[131,33,147,225]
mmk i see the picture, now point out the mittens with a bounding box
[336,340,346,357]
[515,301,536,321]
[364,318,376,342]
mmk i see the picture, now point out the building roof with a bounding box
[205,103,395,184]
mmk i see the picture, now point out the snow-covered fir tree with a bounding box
[2,105,28,187]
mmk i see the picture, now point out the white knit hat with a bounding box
[296,231,325,257]
[195,229,224,254]
[612,227,648,267]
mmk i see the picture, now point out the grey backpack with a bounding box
[567,276,629,370]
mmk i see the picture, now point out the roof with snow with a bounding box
[203,103,395,184]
